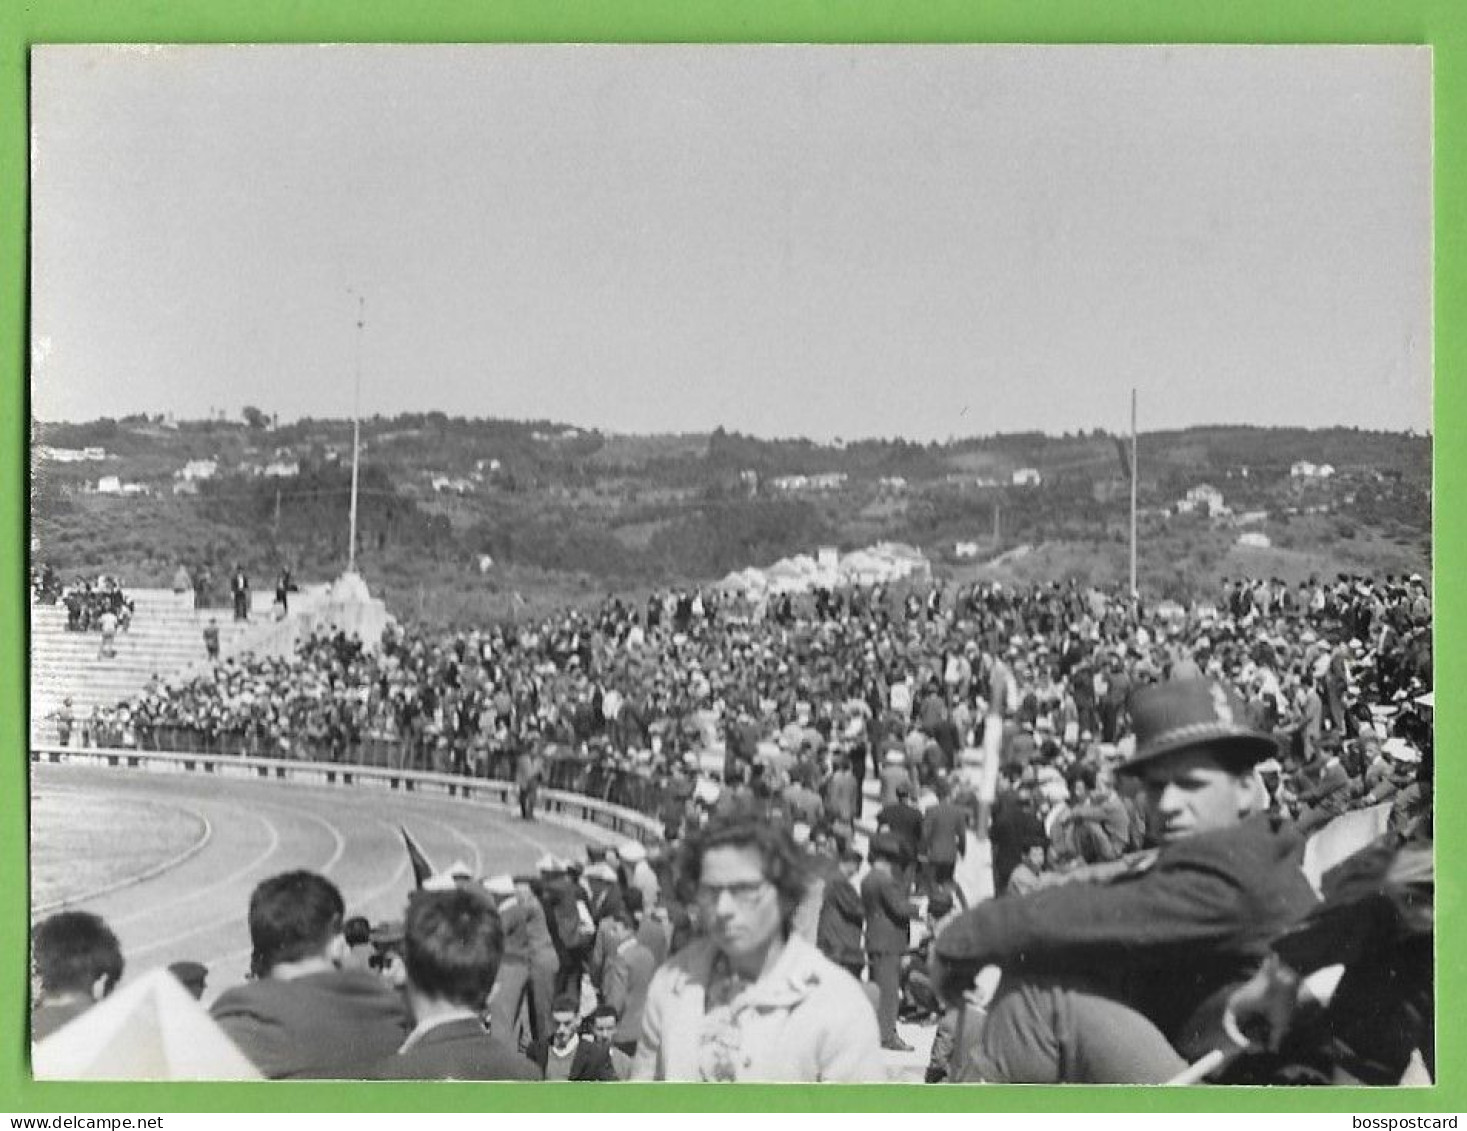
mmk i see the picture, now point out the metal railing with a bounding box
[30,740,666,844]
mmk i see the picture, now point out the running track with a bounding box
[30,762,613,998]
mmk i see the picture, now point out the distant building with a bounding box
[1291,461,1336,480]
[263,459,300,478]
[816,546,839,573]
[39,446,107,463]
[1177,484,1229,516]
[96,475,149,496]
[1235,510,1270,526]
[954,541,981,559]
[477,554,495,574]
[1011,468,1042,487]
[177,459,218,482]
[771,473,846,493]
[431,475,476,496]
[1237,532,1272,549]
[877,476,907,492]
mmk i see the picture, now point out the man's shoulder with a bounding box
[212,970,407,1021]
[1159,814,1306,874]
[377,1023,540,1081]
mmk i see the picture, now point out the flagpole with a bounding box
[1129,387,1138,599]
[348,292,364,576]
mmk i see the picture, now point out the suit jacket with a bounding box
[875,801,923,863]
[934,813,1318,1058]
[211,969,411,1079]
[371,1016,541,1080]
[860,866,915,956]
[501,895,559,969]
[922,801,969,865]
[603,939,658,1046]
[540,877,585,956]
[816,874,865,966]
[525,1034,619,1081]
[515,750,542,788]
[823,770,860,822]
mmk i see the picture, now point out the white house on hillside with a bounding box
[177,459,218,482]
[39,446,108,463]
[1011,468,1042,487]
[1177,484,1229,516]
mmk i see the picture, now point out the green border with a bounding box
[2,0,1461,1114]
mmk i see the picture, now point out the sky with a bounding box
[30,44,1432,442]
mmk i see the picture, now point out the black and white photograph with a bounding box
[27,44,1433,1085]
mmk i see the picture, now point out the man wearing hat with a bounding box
[862,830,918,1051]
[932,678,1318,1083]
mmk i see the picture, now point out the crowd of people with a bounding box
[33,568,1435,1084]
[76,572,1431,830]
[33,566,135,640]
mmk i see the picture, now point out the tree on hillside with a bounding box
[242,406,269,430]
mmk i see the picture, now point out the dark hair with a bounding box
[32,911,124,996]
[591,1003,619,1023]
[247,871,345,974]
[678,815,808,935]
[343,916,373,947]
[551,993,580,1016]
[403,888,505,1009]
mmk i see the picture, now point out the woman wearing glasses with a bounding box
[631,816,884,1082]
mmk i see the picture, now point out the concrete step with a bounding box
[29,583,336,735]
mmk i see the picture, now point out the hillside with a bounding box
[31,415,1432,626]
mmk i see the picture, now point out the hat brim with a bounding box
[1117,726,1278,776]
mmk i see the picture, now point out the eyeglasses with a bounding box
[695,879,771,907]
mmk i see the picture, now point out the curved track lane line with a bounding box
[124,799,353,959]
[32,803,215,917]
[108,802,280,930]
[207,816,413,974]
